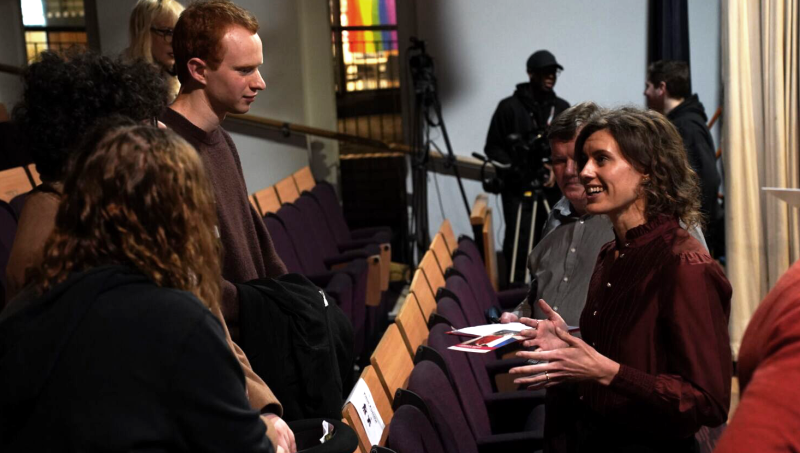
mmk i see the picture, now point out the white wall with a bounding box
[414,0,649,242]
[94,0,336,194]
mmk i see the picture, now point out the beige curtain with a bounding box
[722,0,800,357]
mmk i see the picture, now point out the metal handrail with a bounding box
[0,63,24,75]
[227,113,490,181]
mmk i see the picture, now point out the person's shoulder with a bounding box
[101,280,213,330]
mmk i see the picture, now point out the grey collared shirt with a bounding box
[513,197,707,327]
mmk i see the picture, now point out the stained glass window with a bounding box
[332,0,399,92]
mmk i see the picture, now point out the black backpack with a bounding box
[236,274,354,421]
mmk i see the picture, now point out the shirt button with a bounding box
[563,276,569,282]
[570,247,576,253]
[625,242,630,247]
[554,306,559,312]
[593,310,598,316]
[579,395,584,400]
[592,342,596,346]
[620,253,625,258]
[606,282,612,287]
[580,219,585,224]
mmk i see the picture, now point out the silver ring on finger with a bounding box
[545,371,549,382]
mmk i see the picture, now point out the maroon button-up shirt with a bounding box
[557,215,732,449]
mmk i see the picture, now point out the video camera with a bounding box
[505,129,552,191]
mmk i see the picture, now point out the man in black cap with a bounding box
[484,49,569,285]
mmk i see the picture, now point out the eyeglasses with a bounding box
[150,27,174,43]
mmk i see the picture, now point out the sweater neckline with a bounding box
[163,108,222,146]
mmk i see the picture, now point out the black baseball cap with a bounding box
[526,50,563,72]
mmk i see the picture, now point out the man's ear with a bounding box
[186,58,209,86]
[657,81,667,95]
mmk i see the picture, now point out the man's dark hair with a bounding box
[548,102,601,142]
[12,51,169,182]
[647,60,691,99]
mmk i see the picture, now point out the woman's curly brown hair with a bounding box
[36,119,222,309]
[575,106,703,228]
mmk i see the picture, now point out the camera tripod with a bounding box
[509,188,552,284]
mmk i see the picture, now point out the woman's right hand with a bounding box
[518,299,570,351]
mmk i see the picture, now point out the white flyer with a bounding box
[344,378,385,447]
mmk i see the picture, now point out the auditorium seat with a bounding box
[342,365,393,452]
[308,181,391,247]
[438,219,459,256]
[264,211,364,356]
[0,200,18,308]
[9,192,27,220]
[275,174,301,205]
[394,294,428,359]
[430,233,453,275]
[442,273,487,327]
[384,405,445,453]
[294,194,383,305]
[369,323,413,404]
[305,182,391,291]
[408,269,436,325]
[435,298,527,398]
[292,166,315,193]
[0,167,34,203]
[425,324,545,450]
[453,247,527,312]
[253,186,281,216]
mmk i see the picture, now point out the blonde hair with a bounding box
[125,0,184,99]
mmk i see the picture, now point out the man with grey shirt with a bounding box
[500,102,706,327]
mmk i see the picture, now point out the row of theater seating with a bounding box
[341,218,546,453]
[0,165,42,307]
[246,167,393,359]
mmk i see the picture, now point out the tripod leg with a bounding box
[543,197,552,215]
[524,197,539,283]
[509,200,524,283]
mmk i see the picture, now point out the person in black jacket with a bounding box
[645,60,723,257]
[0,119,275,453]
[485,50,569,284]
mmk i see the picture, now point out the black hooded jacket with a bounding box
[484,82,568,198]
[0,265,273,453]
[668,94,722,222]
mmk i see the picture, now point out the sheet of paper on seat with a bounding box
[449,322,529,337]
[344,378,385,446]
[763,187,800,206]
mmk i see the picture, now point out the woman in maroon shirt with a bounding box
[510,107,732,452]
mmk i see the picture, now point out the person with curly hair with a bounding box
[510,107,732,452]
[6,50,169,301]
[0,119,277,452]
[124,0,185,100]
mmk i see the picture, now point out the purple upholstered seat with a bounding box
[453,246,527,312]
[308,181,391,247]
[407,360,479,453]
[426,323,545,451]
[385,405,446,453]
[9,192,27,220]
[0,201,18,309]
[274,204,368,356]
[443,274,487,327]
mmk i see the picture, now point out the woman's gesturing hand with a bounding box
[516,299,571,351]
[509,327,620,390]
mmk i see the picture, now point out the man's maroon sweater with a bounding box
[161,108,287,338]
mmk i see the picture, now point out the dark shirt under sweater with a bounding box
[161,108,287,338]
[548,216,732,453]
